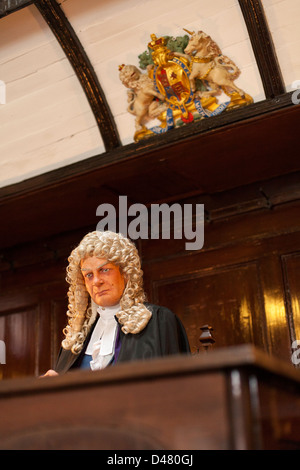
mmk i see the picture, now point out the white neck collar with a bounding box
[96,303,120,320]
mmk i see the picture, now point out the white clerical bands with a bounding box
[85,304,120,370]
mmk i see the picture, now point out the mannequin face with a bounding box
[81,256,126,307]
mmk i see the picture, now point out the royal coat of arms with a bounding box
[119,30,253,142]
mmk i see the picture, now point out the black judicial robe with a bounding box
[55,303,190,374]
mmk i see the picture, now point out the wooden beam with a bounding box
[0,0,33,18]
[34,0,121,151]
[238,0,285,98]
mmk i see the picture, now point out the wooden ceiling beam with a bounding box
[238,0,285,98]
[34,0,121,151]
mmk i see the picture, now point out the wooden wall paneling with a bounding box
[37,300,52,376]
[1,345,300,450]
[0,293,67,379]
[0,304,40,379]
[37,295,67,375]
[0,257,68,379]
[281,253,300,361]
[256,254,292,363]
[257,375,300,449]
[36,284,69,375]
[49,297,68,370]
[150,261,268,355]
[141,199,300,265]
[0,196,298,377]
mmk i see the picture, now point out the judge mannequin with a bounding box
[43,230,190,377]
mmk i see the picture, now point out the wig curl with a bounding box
[62,231,152,354]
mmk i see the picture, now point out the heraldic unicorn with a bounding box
[119,30,253,142]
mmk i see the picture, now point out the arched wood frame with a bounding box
[34,0,121,151]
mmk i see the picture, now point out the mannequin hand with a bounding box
[40,369,59,378]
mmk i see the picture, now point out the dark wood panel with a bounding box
[0,197,299,378]
[1,345,300,450]
[0,271,67,379]
[0,368,229,450]
[258,375,300,448]
[141,200,300,264]
[151,261,267,355]
[258,255,292,362]
[50,298,68,368]
[142,200,300,362]
[0,0,33,18]
[282,253,300,352]
[0,306,39,379]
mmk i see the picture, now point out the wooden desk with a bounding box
[0,345,300,450]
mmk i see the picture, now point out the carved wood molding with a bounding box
[238,0,285,98]
[34,0,121,151]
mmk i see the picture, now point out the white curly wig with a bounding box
[62,230,152,354]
